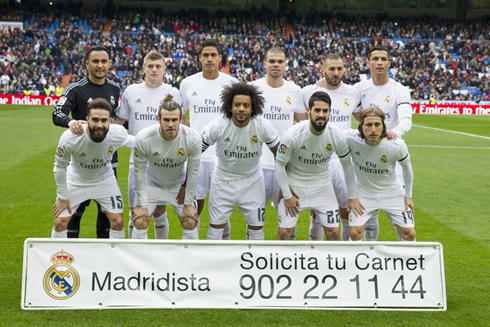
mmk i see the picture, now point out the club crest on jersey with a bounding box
[56,147,65,158]
[343,98,350,107]
[57,96,67,106]
[134,147,140,158]
[325,144,332,152]
[278,144,288,154]
[110,96,115,106]
[177,148,185,157]
[251,135,258,144]
[201,131,207,140]
[286,97,292,105]
[277,215,282,223]
[43,250,80,300]
[380,155,388,163]
[107,146,114,155]
[384,95,391,104]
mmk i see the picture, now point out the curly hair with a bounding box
[221,82,264,119]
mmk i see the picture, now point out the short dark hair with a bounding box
[265,47,285,61]
[368,45,390,60]
[198,39,220,55]
[158,94,182,118]
[86,45,109,61]
[308,91,331,109]
[357,107,387,140]
[221,82,264,119]
[323,53,342,65]
[87,98,112,116]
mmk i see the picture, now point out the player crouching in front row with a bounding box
[52,98,135,239]
[346,107,416,242]
[132,95,201,240]
[275,91,364,241]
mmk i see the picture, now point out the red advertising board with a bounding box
[2,95,490,115]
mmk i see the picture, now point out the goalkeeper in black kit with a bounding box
[52,46,120,238]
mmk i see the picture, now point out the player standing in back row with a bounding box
[250,47,306,239]
[52,45,120,239]
[353,45,412,241]
[180,39,238,239]
[303,53,361,241]
[114,50,182,239]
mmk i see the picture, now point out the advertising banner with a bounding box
[22,239,446,311]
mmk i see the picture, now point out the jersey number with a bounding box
[110,196,123,209]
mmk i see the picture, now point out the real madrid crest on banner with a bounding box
[43,250,80,300]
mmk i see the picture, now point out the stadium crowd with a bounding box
[1,5,489,102]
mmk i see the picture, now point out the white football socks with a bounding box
[153,212,169,239]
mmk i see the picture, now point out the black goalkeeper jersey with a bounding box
[52,77,120,127]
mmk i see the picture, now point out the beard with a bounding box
[324,74,341,87]
[310,116,327,132]
[88,124,109,143]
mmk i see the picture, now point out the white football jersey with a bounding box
[354,79,412,137]
[180,72,238,162]
[250,78,306,170]
[302,82,360,131]
[54,125,132,199]
[134,124,201,206]
[116,82,182,136]
[116,82,181,164]
[345,129,409,195]
[275,121,350,187]
[202,116,279,180]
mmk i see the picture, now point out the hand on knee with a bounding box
[133,216,149,230]
[181,217,197,230]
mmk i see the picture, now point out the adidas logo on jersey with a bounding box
[153,151,160,156]
[224,137,231,142]
[355,151,361,156]
[136,98,142,103]
[300,145,307,150]
[192,91,198,96]
[80,153,87,157]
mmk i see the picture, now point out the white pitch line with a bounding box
[413,124,490,140]
[409,145,490,150]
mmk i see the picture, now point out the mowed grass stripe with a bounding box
[1,106,489,325]
[412,114,490,137]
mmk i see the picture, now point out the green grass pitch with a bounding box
[1,105,489,326]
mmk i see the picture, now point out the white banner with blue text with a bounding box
[22,239,446,311]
